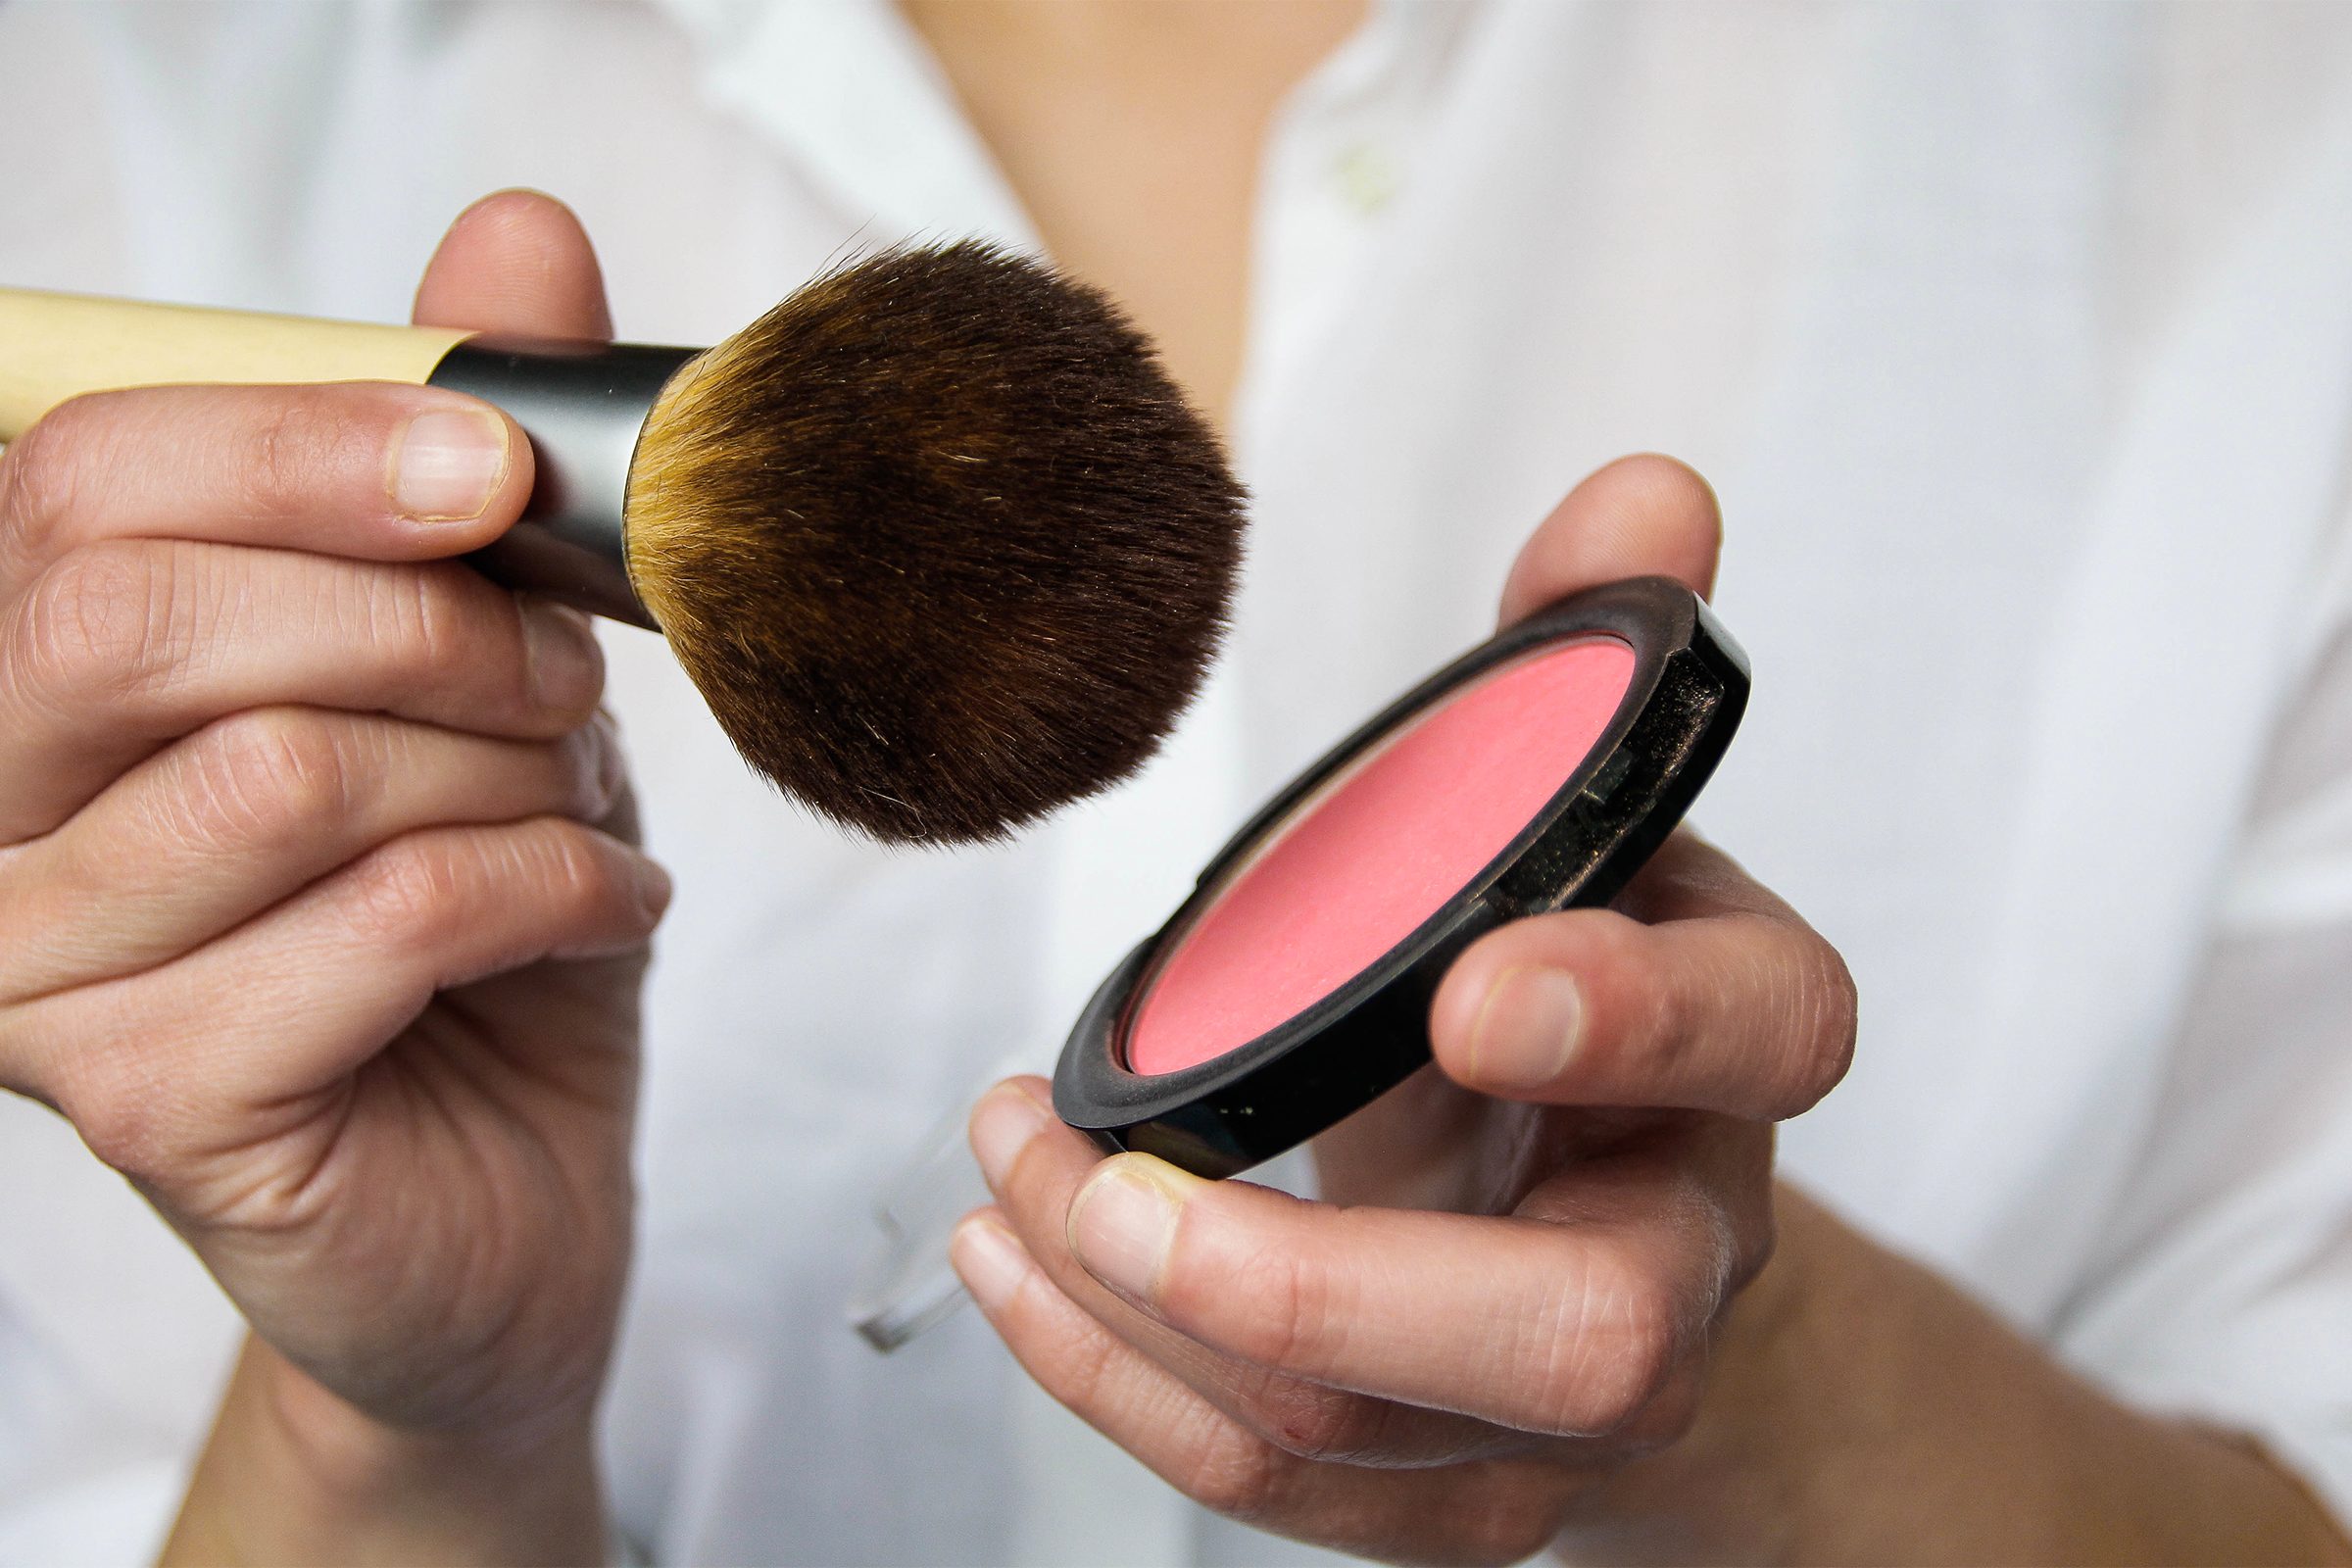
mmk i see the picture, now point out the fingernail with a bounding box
[391,407,510,521]
[521,599,604,710]
[569,715,625,817]
[1067,1157,1194,1306]
[629,855,673,922]
[951,1217,1030,1312]
[591,713,628,813]
[969,1084,1050,1190]
[1468,967,1585,1090]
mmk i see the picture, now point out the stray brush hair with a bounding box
[625,242,1246,845]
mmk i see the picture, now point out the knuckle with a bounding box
[1608,1286,1686,1411]
[504,821,644,945]
[1247,1380,1384,1463]
[1640,934,1697,1065]
[1583,918,1687,1085]
[53,1050,171,1182]
[176,709,358,849]
[7,540,179,713]
[1171,1233,1343,1377]
[238,395,373,514]
[1599,1281,1686,1424]
[521,819,623,916]
[1053,1312,1128,1416]
[343,822,625,956]
[1532,1263,1682,1436]
[345,836,470,952]
[1609,1363,1705,1459]
[1178,1426,1295,1523]
[354,562,451,679]
[0,395,126,563]
[359,564,508,708]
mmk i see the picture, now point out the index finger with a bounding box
[1056,1143,1723,1443]
[1430,835,1857,1120]
[1497,454,1721,626]
[0,380,533,589]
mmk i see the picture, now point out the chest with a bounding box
[900,0,1368,424]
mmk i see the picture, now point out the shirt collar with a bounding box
[645,0,1476,257]
[651,0,1037,251]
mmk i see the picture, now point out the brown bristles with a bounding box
[623,243,1247,845]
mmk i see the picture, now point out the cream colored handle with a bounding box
[0,288,472,439]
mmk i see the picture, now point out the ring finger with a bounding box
[0,707,623,1004]
[953,1211,1580,1566]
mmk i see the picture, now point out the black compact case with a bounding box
[1053,576,1750,1179]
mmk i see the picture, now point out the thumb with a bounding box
[413,189,613,340]
[1496,454,1722,627]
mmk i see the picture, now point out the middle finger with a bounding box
[0,538,602,840]
[978,1081,1731,1444]
[1430,837,1857,1121]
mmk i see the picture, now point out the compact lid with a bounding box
[1053,576,1749,1178]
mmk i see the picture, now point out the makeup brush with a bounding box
[0,243,1245,844]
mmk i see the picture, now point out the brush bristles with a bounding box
[624,242,1246,845]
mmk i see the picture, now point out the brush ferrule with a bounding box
[429,338,700,630]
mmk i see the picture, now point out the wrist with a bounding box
[1558,1188,2352,1567]
[165,1338,609,1567]
[253,1339,599,1497]
[1663,1183,1858,1533]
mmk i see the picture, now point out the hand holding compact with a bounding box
[0,194,663,1550]
[956,458,1857,1563]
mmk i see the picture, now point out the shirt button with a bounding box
[1332,141,1399,217]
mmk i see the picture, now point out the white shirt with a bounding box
[5,1,2352,1562]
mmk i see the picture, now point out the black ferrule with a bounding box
[428,338,702,630]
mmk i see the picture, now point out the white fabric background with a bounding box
[2,1,2351,1561]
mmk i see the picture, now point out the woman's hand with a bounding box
[956,457,2352,1566]
[0,192,661,1563]
[952,457,1857,1563]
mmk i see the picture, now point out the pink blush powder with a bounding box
[1125,637,1639,1077]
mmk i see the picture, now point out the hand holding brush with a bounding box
[0,193,679,1563]
[0,188,1242,1563]
[0,207,1245,845]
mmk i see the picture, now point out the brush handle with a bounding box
[0,288,468,436]
[0,288,684,630]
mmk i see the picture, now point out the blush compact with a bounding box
[1053,575,1749,1179]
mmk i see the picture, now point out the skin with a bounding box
[900,0,1357,425]
[0,8,2336,1567]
